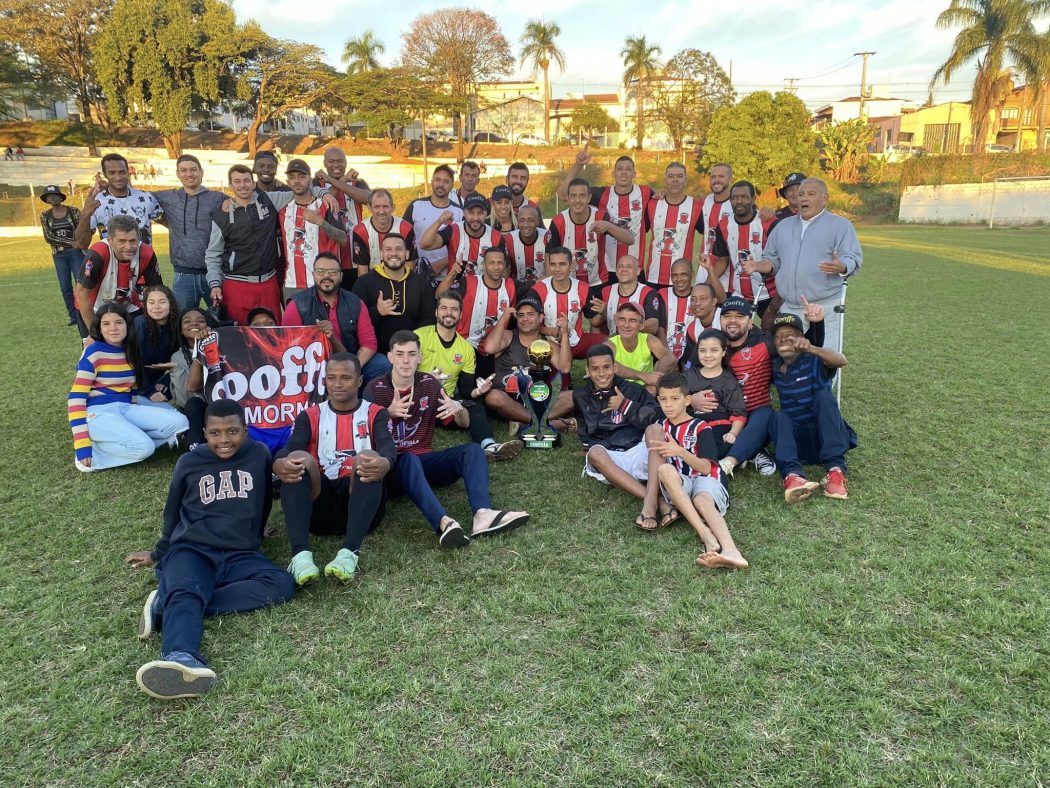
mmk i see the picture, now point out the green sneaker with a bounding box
[324,548,359,582]
[287,550,320,586]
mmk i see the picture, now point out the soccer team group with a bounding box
[47,143,862,699]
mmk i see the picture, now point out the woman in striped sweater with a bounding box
[68,303,189,471]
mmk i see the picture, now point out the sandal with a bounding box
[635,513,660,531]
[659,506,680,528]
[550,417,577,434]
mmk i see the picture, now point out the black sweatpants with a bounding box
[280,474,385,555]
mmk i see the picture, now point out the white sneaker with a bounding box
[718,458,735,477]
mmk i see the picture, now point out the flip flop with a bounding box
[438,520,470,548]
[551,417,577,434]
[472,510,529,538]
[659,507,680,528]
[636,514,660,531]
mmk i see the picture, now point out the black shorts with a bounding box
[310,475,385,536]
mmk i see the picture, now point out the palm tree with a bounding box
[1014,27,1050,151]
[342,31,385,74]
[930,0,1047,152]
[621,35,662,150]
[519,20,566,143]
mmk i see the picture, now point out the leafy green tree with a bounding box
[342,31,385,74]
[819,118,877,183]
[621,35,661,150]
[228,23,335,159]
[95,0,237,157]
[0,0,113,153]
[401,8,513,157]
[701,91,820,192]
[567,100,618,141]
[649,49,734,151]
[930,0,1046,151]
[519,20,566,143]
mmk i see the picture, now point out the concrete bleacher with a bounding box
[0,146,545,193]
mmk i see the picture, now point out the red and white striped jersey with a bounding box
[350,216,416,270]
[599,281,663,336]
[455,275,517,349]
[714,212,779,302]
[438,222,507,277]
[307,399,386,480]
[663,287,697,360]
[700,194,732,269]
[531,276,589,347]
[593,184,653,269]
[505,230,546,286]
[278,199,343,290]
[644,197,704,287]
[660,416,721,480]
[545,207,611,286]
[331,184,365,230]
[686,307,723,345]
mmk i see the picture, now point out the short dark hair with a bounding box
[614,155,635,167]
[666,161,687,174]
[508,161,529,175]
[482,246,506,264]
[696,328,727,349]
[711,162,733,175]
[731,180,756,198]
[460,160,480,174]
[546,245,572,264]
[433,164,455,180]
[205,398,246,426]
[228,163,253,181]
[381,232,406,247]
[657,372,689,395]
[107,214,140,236]
[313,251,341,267]
[437,289,463,306]
[586,344,615,362]
[370,188,393,207]
[568,177,590,191]
[692,281,717,298]
[671,257,693,270]
[389,330,420,350]
[176,154,201,169]
[100,153,128,172]
[327,351,361,375]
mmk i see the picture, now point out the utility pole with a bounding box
[855,51,876,121]
[785,77,799,95]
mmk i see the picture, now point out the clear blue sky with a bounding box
[229,0,993,109]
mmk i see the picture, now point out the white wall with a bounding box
[899,180,1050,225]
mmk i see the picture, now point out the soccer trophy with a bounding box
[514,339,561,449]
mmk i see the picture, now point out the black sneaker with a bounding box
[137,589,161,639]
[751,451,776,476]
[136,652,216,699]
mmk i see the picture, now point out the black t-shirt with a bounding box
[352,270,436,353]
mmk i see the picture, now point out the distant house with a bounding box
[994,84,1050,151]
[872,101,975,154]
[551,93,625,146]
[812,96,918,128]
[471,96,544,142]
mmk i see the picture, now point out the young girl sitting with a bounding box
[683,328,747,458]
[68,303,189,471]
[169,308,212,449]
[134,285,181,403]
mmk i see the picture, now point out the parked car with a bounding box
[514,133,548,146]
[986,144,1013,153]
[198,120,233,132]
[473,132,507,143]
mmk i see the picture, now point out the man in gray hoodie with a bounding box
[154,155,225,311]
[746,177,861,353]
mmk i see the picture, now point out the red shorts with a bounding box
[571,331,607,359]
[222,278,282,325]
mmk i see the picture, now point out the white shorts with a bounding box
[583,440,649,484]
[662,472,729,516]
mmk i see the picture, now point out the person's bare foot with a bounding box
[696,549,749,570]
[471,508,529,537]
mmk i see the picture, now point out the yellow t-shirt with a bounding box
[415,325,476,396]
[609,334,654,385]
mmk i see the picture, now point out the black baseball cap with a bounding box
[246,307,278,325]
[40,184,66,203]
[771,313,805,338]
[254,150,278,163]
[779,172,806,198]
[285,158,310,176]
[464,193,489,212]
[516,291,542,312]
[491,185,513,202]
[720,295,753,317]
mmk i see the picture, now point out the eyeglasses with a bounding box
[314,268,342,276]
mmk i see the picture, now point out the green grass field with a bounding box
[1,226,1048,786]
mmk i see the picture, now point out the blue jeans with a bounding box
[392,445,493,531]
[727,405,775,463]
[172,271,210,312]
[52,248,84,319]
[156,542,295,664]
[773,390,857,479]
[83,401,189,470]
[360,352,392,386]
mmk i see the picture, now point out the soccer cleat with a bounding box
[485,439,524,462]
[822,467,849,499]
[324,549,360,582]
[137,589,161,640]
[751,451,776,476]
[783,473,820,504]
[136,651,216,700]
[718,458,736,478]
[287,551,320,586]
